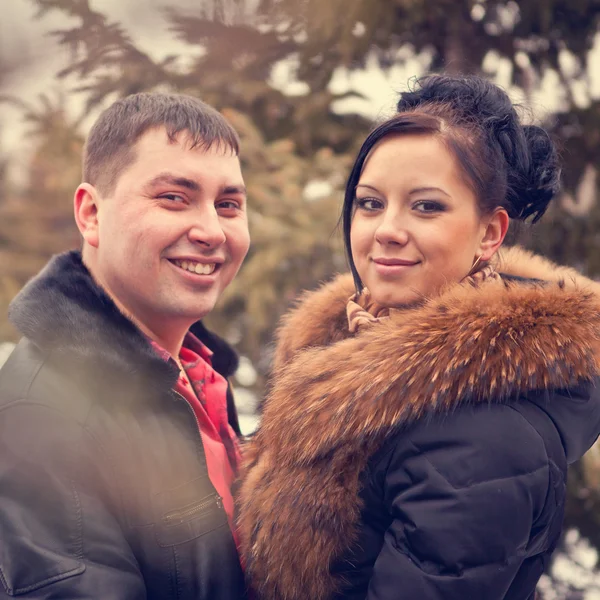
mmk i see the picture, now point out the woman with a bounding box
[238,75,600,600]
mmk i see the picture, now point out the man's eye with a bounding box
[217,200,240,210]
[160,194,186,203]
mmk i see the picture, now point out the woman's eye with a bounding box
[355,197,383,211]
[414,200,445,213]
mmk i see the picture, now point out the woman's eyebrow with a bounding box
[409,186,451,198]
[357,184,451,198]
[356,183,380,193]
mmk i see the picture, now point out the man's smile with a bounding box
[169,258,218,275]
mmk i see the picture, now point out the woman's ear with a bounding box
[478,208,509,261]
[74,183,101,248]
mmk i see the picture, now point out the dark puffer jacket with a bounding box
[238,247,600,600]
[0,251,247,599]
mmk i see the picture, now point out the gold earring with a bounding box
[468,254,483,276]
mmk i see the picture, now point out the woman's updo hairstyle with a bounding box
[396,74,560,222]
[342,74,561,290]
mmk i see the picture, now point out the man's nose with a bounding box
[187,206,227,248]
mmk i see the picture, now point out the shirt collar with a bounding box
[149,332,213,366]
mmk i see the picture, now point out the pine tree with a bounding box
[0,92,83,340]
[7,0,600,554]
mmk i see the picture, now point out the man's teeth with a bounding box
[173,260,216,275]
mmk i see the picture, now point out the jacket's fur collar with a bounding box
[239,248,600,600]
[263,246,600,464]
[8,251,237,401]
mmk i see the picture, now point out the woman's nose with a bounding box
[374,211,409,246]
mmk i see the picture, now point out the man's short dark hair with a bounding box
[83,92,240,195]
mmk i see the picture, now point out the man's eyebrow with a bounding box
[145,174,246,196]
[146,173,200,192]
[222,185,247,196]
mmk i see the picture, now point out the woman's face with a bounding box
[350,133,499,308]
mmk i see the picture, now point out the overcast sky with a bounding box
[1,0,221,179]
[2,0,600,183]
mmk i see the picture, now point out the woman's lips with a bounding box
[372,257,419,276]
[373,257,419,266]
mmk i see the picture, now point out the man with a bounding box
[0,93,250,599]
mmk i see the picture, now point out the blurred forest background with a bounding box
[3,0,600,594]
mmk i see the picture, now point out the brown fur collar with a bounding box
[238,248,600,600]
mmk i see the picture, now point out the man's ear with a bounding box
[74,183,101,248]
[478,208,509,261]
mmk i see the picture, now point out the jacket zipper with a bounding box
[163,494,223,524]
[169,390,223,522]
[173,390,204,444]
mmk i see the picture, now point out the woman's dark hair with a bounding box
[342,74,561,290]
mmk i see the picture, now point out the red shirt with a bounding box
[150,333,241,542]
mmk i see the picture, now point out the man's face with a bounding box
[90,127,249,337]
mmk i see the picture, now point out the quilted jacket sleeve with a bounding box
[0,402,146,599]
[366,402,558,600]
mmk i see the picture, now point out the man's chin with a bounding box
[147,292,221,327]
[177,301,218,324]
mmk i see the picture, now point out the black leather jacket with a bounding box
[0,251,247,599]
